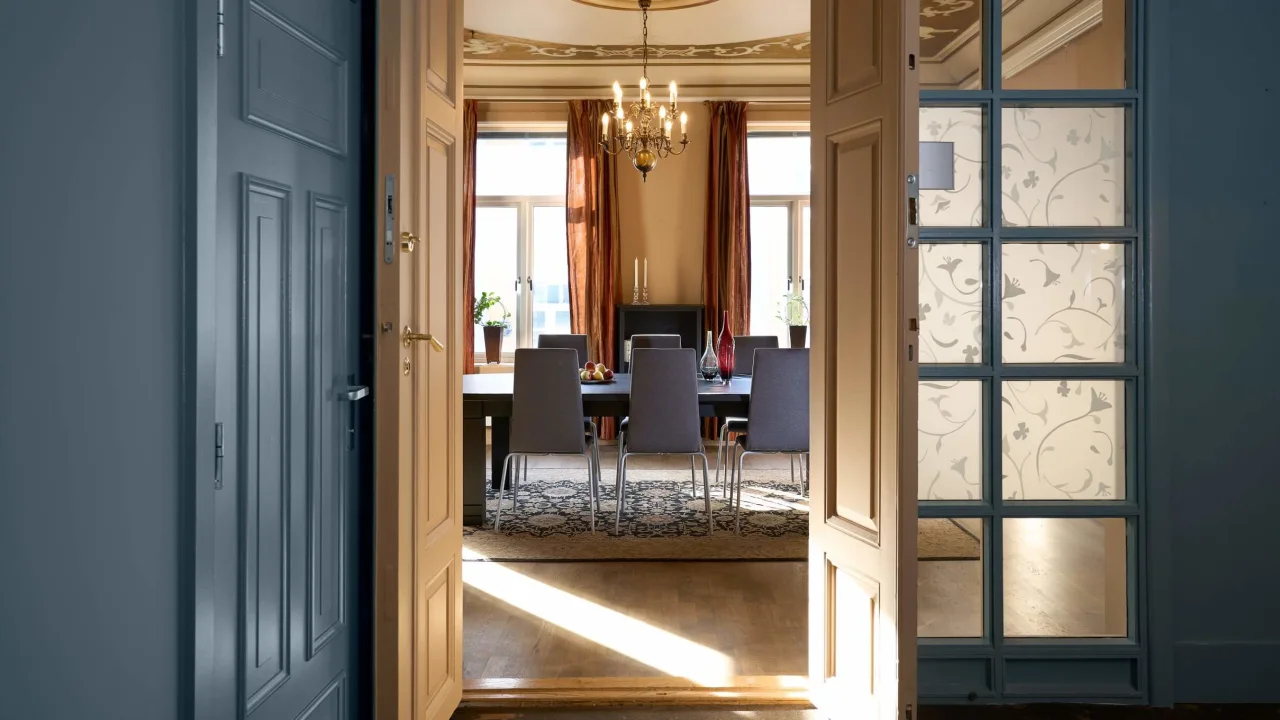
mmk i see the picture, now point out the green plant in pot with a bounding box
[777,291,809,348]
[473,291,511,364]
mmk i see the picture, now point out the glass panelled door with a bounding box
[916,0,1143,702]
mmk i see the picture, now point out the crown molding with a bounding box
[463,29,810,63]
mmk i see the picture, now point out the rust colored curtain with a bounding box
[703,102,752,437]
[462,99,479,374]
[566,99,620,439]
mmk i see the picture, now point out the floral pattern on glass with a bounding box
[1001,380,1125,500]
[920,243,984,364]
[920,106,985,226]
[919,381,983,501]
[1001,107,1126,227]
[1002,243,1125,363]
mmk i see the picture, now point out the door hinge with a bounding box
[213,421,225,490]
[216,0,225,58]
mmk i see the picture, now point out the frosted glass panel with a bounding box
[1002,243,1125,363]
[919,243,984,364]
[919,106,985,227]
[918,518,983,638]
[1001,107,1126,227]
[1001,380,1125,501]
[1004,518,1128,638]
[919,381,983,501]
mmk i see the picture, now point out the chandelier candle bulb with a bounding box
[639,76,647,91]
[680,111,688,134]
[665,119,672,138]
[602,113,609,140]
[669,81,677,104]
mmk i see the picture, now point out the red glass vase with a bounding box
[716,310,735,382]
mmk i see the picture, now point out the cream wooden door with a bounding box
[374,0,464,719]
[808,0,919,718]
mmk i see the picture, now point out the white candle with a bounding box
[669,81,677,105]
[680,111,688,135]
[644,258,648,288]
[612,81,622,105]
[601,113,609,140]
[634,258,638,288]
[639,76,647,91]
[664,119,672,138]
[643,89,650,107]
[659,105,667,119]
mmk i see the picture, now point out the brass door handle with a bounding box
[401,231,418,253]
[402,326,444,352]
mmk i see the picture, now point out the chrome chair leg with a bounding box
[690,455,698,498]
[734,449,749,534]
[790,454,795,485]
[614,452,631,535]
[716,422,730,495]
[697,452,713,534]
[495,453,516,531]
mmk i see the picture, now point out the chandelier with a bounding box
[600,0,689,182]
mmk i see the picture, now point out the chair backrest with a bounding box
[537,333,589,367]
[732,335,780,376]
[510,348,587,455]
[630,334,681,350]
[627,348,702,454]
[745,349,809,453]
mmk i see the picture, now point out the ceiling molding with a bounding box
[463,29,810,63]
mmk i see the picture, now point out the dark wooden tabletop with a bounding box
[461,372,752,402]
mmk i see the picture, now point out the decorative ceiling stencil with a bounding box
[920,0,981,61]
[574,0,718,9]
[463,29,810,62]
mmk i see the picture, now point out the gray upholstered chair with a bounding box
[727,348,809,533]
[537,333,589,366]
[630,333,681,351]
[715,335,781,494]
[495,348,601,532]
[615,348,712,534]
[621,333,696,495]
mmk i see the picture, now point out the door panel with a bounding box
[214,0,362,718]
[809,0,919,718]
[374,1,464,719]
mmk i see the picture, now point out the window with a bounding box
[747,132,810,346]
[474,133,571,361]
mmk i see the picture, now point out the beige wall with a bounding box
[474,100,810,307]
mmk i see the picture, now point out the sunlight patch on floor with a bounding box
[462,547,736,685]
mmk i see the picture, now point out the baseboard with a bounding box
[460,675,812,706]
[1173,641,1280,703]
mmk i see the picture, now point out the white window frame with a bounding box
[474,196,566,364]
[747,128,811,340]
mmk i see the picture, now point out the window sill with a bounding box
[475,362,515,374]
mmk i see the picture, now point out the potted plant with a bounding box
[778,291,809,348]
[473,291,511,364]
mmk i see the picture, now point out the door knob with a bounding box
[401,231,418,253]
[402,325,444,352]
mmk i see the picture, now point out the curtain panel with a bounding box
[566,99,621,439]
[703,101,752,437]
[462,99,479,374]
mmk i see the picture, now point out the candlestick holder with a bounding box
[640,286,650,305]
[632,285,641,305]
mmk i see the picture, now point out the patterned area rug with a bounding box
[463,467,810,561]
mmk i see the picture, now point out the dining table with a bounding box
[461,372,753,525]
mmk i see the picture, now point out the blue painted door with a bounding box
[213,1,362,718]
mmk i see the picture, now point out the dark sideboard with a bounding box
[615,304,706,371]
